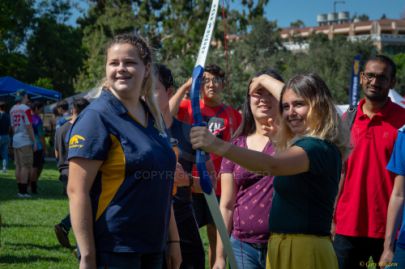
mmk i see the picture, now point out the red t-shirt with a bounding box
[177,99,242,195]
[335,98,405,238]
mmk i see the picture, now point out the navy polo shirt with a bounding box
[68,90,176,253]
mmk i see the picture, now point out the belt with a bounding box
[247,242,267,250]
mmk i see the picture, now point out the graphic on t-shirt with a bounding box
[207,117,226,138]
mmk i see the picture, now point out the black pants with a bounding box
[163,209,205,269]
[333,234,384,269]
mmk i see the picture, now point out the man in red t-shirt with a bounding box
[333,55,405,269]
[170,64,241,267]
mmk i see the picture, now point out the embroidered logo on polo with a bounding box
[69,135,85,149]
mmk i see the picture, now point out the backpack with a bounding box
[344,105,357,130]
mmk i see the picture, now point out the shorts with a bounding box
[192,193,219,228]
[14,145,33,168]
[33,150,45,168]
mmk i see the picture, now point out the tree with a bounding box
[269,34,376,104]
[0,0,34,80]
[354,14,370,22]
[74,0,272,102]
[74,0,167,91]
[26,16,84,97]
[392,53,405,95]
[290,20,305,28]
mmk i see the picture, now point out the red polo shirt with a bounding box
[335,98,405,238]
[177,99,242,195]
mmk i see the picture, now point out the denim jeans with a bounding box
[0,135,9,170]
[97,252,164,269]
[230,236,267,269]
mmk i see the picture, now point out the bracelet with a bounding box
[188,175,194,188]
[167,240,180,244]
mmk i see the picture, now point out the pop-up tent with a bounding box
[0,76,61,102]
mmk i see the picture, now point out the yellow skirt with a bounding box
[266,233,338,269]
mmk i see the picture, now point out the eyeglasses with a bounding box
[202,77,223,84]
[361,72,390,83]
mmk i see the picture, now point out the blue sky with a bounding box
[70,1,405,28]
[245,0,405,27]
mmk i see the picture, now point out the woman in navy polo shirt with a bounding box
[191,73,350,269]
[67,33,180,269]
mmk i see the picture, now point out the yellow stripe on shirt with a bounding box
[96,134,126,220]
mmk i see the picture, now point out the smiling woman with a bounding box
[190,73,350,269]
[66,33,180,269]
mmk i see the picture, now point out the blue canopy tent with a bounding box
[0,76,62,102]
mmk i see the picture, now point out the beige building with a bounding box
[281,16,405,53]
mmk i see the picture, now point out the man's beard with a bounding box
[364,88,388,102]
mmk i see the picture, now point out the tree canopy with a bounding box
[0,0,403,104]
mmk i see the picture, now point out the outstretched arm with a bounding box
[169,78,192,117]
[190,127,309,176]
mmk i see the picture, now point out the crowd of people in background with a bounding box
[1,90,74,198]
[0,32,405,269]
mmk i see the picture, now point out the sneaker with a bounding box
[17,193,32,198]
[54,224,71,248]
[1,169,6,174]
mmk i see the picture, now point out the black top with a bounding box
[54,121,72,175]
[168,118,197,223]
[0,111,10,135]
[268,137,341,236]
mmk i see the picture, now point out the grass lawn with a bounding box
[0,161,211,268]
[0,161,78,268]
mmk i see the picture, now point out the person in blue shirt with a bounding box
[55,100,71,129]
[30,101,46,194]
[379,125,405,269]
[67,33,180,269]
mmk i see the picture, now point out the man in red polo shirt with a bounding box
[334,55,405,269]
[170,64,241,267]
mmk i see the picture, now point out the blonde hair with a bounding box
[103,33,164,133]
[275,73,351,160]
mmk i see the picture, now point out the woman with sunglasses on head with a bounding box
[191,73,350,269]
[213,69,283,269]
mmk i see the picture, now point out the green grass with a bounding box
[0,161,211,268]
[0,161,78,268]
